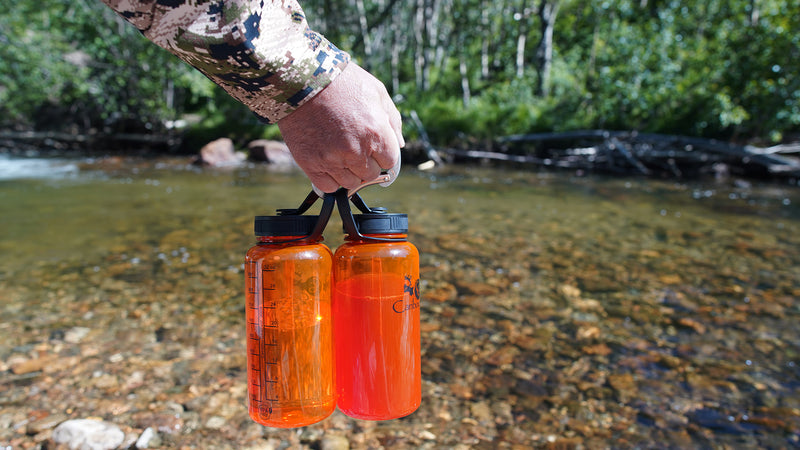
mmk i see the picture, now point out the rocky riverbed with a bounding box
[1,157,799,448]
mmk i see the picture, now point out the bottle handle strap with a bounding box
[273,190,335,242]
[276,190,320,216]
[335,188,404,242]
[268,187,401,242]
[309,193,335,241]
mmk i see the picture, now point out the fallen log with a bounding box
[491,130,800,178]
[0,130,180,152]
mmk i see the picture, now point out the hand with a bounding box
[277,63,405,193]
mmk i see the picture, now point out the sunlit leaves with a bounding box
[1,0,797,144]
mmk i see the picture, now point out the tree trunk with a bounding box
[427,0,443,91]
[515,4,528,78]
[515,31,527,78]
[414,0,426,90]
[164,78,174,112]
[748,0,760,25]
[460,55,471,107]
[355,0,373,63]
[481,6,490,79]
[391,18,401,95]
[424,0,441,91]
[535,0,560,96]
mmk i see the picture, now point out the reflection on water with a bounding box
[0,154,80,180]
[1,156,799,448]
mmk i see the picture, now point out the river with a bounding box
[1,155,799,448]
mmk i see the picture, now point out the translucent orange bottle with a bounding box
[245,203,336,428]
[332,192,421,420]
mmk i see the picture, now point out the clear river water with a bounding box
[1,155,799,448]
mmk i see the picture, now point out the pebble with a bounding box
[10,357,52,375]
[485,346,519,366]
[419,430,437,440]
[135,427,161,449]
[243,440,281,450]
[64,326,91,344]
[469,401,493,424]
[320,434,350,450]
[52,419,125,450]
[26,413,68,435]
[204,416,226,430]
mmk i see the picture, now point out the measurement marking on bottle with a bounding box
[246,259,283,423]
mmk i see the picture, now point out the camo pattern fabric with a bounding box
[100,0,350,123]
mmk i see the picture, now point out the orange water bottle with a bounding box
[245,194,336,427]
[332,190,421,420]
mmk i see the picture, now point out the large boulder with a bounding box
[247,139,295,167]
[197,138,246,167]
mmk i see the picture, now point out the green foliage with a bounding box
[556,0,800,142]
[0,0,217,134]
[1,0,798,149]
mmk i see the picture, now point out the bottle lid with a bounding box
[352,213,408,235]
[255,215,319,237]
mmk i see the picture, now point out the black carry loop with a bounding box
[334,188,407,243]
[260,183,406,243]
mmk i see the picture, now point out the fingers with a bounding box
[371,116,402,170]
[369,94,403,170]
[355,157,382,182]
[384,94,405,149]
[311,167,365,193]
[310,173,340,194]
[329,167,363,190]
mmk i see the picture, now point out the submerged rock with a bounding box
[197,137,246,167]
[247,139,295,167]
[52,419,125,450]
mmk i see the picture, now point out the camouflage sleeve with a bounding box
[100,0,350,123]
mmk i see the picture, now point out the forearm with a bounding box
[100,0,350,123]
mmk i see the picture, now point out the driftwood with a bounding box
[427,129,800,179]
[408,111,445,166]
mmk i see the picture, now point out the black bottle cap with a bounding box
[352,213,408,235]
[254,215,319,237]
